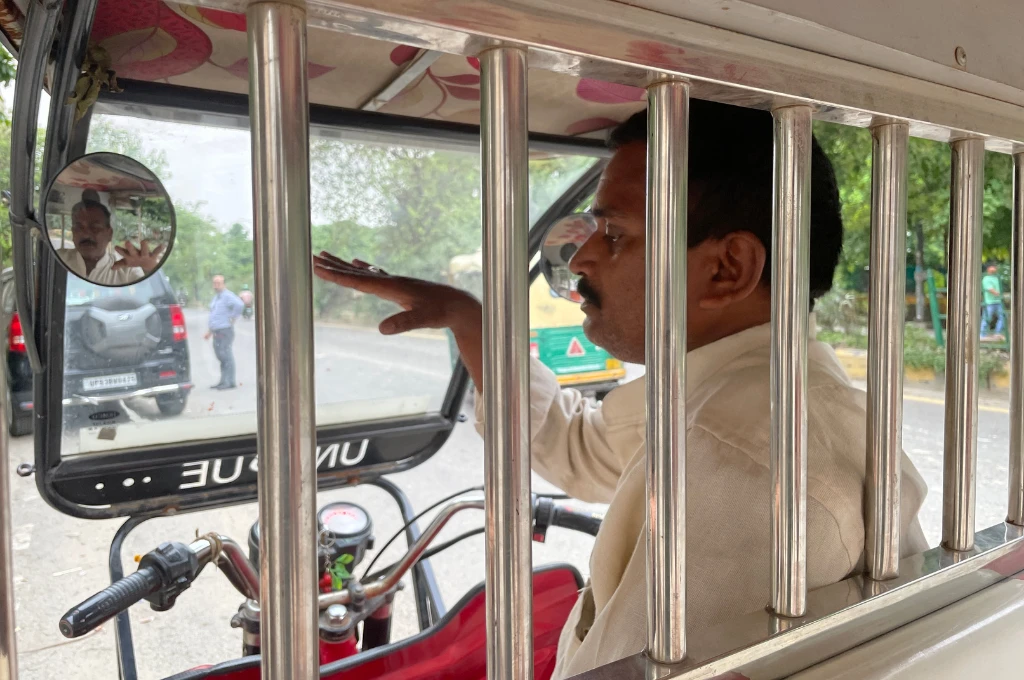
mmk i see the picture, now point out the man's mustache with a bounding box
[577,278,601,307]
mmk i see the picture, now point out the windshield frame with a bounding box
[34,95,606,519]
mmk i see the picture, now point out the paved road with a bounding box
[8,421,597,680]
[7,320,1019,678]
[61,308,456,454]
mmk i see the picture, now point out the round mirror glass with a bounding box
[42,152,175,287]
[540,213,598,302]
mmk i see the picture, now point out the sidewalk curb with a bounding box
[833,347,1010,389]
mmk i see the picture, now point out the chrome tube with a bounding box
[247,5,318,680]
[1009,152,1024,526]
[211,535,261,602]
[41,0,99,186]
[645,80,689,664]
[8,0,60,373]
[942,138,985,551]
[865,121,909,580]
[0,305,17,680]
[770,105,812,618]
[480,46,533,680]
[319,497,485,608]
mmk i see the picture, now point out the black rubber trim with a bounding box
[97,80,610,158]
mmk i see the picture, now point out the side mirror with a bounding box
[539,213,598,302]
[41,152,175,287]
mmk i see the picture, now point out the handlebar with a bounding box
[58,535,252,639]
[59,494,602,637]
[533,496,603,541]
[59,566,162,638]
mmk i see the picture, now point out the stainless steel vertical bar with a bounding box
[480,47,533,680]
[1008,151,1024,527]
[41,0,100,187]
[770,105,812,618]
[0,297,17,680]
[645,80,689,664]
[246,4,319,679]
[8,0,60,372]
[865,121,909,580]
[942,138,985,552]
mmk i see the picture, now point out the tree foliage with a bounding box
[814,121,1014,292]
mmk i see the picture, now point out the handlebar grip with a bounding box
[549,506,603,537]
[59,566,162,638]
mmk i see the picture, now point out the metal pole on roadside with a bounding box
[645,79,689,665]
[770,105,812,618]
[865,121,909,580]
[943,137,985,552]
[247,4,319,679]
[480,46,533,680]
[0,284,17,680]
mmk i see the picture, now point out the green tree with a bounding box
[85,119,170,178]
[813,121,1015,293]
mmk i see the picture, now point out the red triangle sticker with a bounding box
[566,337,587,357]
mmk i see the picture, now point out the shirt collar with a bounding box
[614,315,819,400]
[59,249,113,277]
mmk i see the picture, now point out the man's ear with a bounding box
[696,232,767,310]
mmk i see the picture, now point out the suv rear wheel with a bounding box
[155,391,188,417]
[6,395,31,437]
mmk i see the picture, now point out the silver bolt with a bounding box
[325,604,348,625]
[954,46,967,67]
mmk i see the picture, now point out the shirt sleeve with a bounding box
[229,292,245,316]
[474,358,641,504]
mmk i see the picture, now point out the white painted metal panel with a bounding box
[623,1,1024,103]
[791,576,1024,679]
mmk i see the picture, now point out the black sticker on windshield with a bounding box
[89,410,121,422]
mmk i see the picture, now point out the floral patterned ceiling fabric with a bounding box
[0,0,25,51]
[81,0,645,138]
[55,157,159,194]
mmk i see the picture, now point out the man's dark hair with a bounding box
[608,100,843,303]
[71,199,112,226]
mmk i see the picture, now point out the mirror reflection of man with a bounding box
[314,101,929,678]
[204,275,244,390]
[56,193,165,285]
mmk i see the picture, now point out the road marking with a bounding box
[903,393,1009,415]
[12,524,32,551]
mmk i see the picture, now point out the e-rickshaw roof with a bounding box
[6,2,1024,680]
[2,0,1023,150]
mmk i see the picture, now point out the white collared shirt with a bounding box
[57,249,145,286]
[476,320,928,679]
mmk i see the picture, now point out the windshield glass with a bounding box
[65,274,164,307]
[58,114,596,456]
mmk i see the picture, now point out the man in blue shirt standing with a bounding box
[204,275,244,389]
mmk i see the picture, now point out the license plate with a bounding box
[82,373,138,392]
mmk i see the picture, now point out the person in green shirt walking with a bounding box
[981,263,1005,341]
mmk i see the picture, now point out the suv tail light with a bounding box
[169,304,187,342]
[8,312,25,353]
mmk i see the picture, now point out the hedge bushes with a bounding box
[819,325,1009,387]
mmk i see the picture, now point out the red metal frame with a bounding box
[169,565,582,680]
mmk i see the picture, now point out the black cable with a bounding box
[361,498,595,583]
[361,485,484,579]
[363,527,486,584]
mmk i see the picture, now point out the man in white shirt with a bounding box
[313,100,928,677]
[56,199,164,286]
